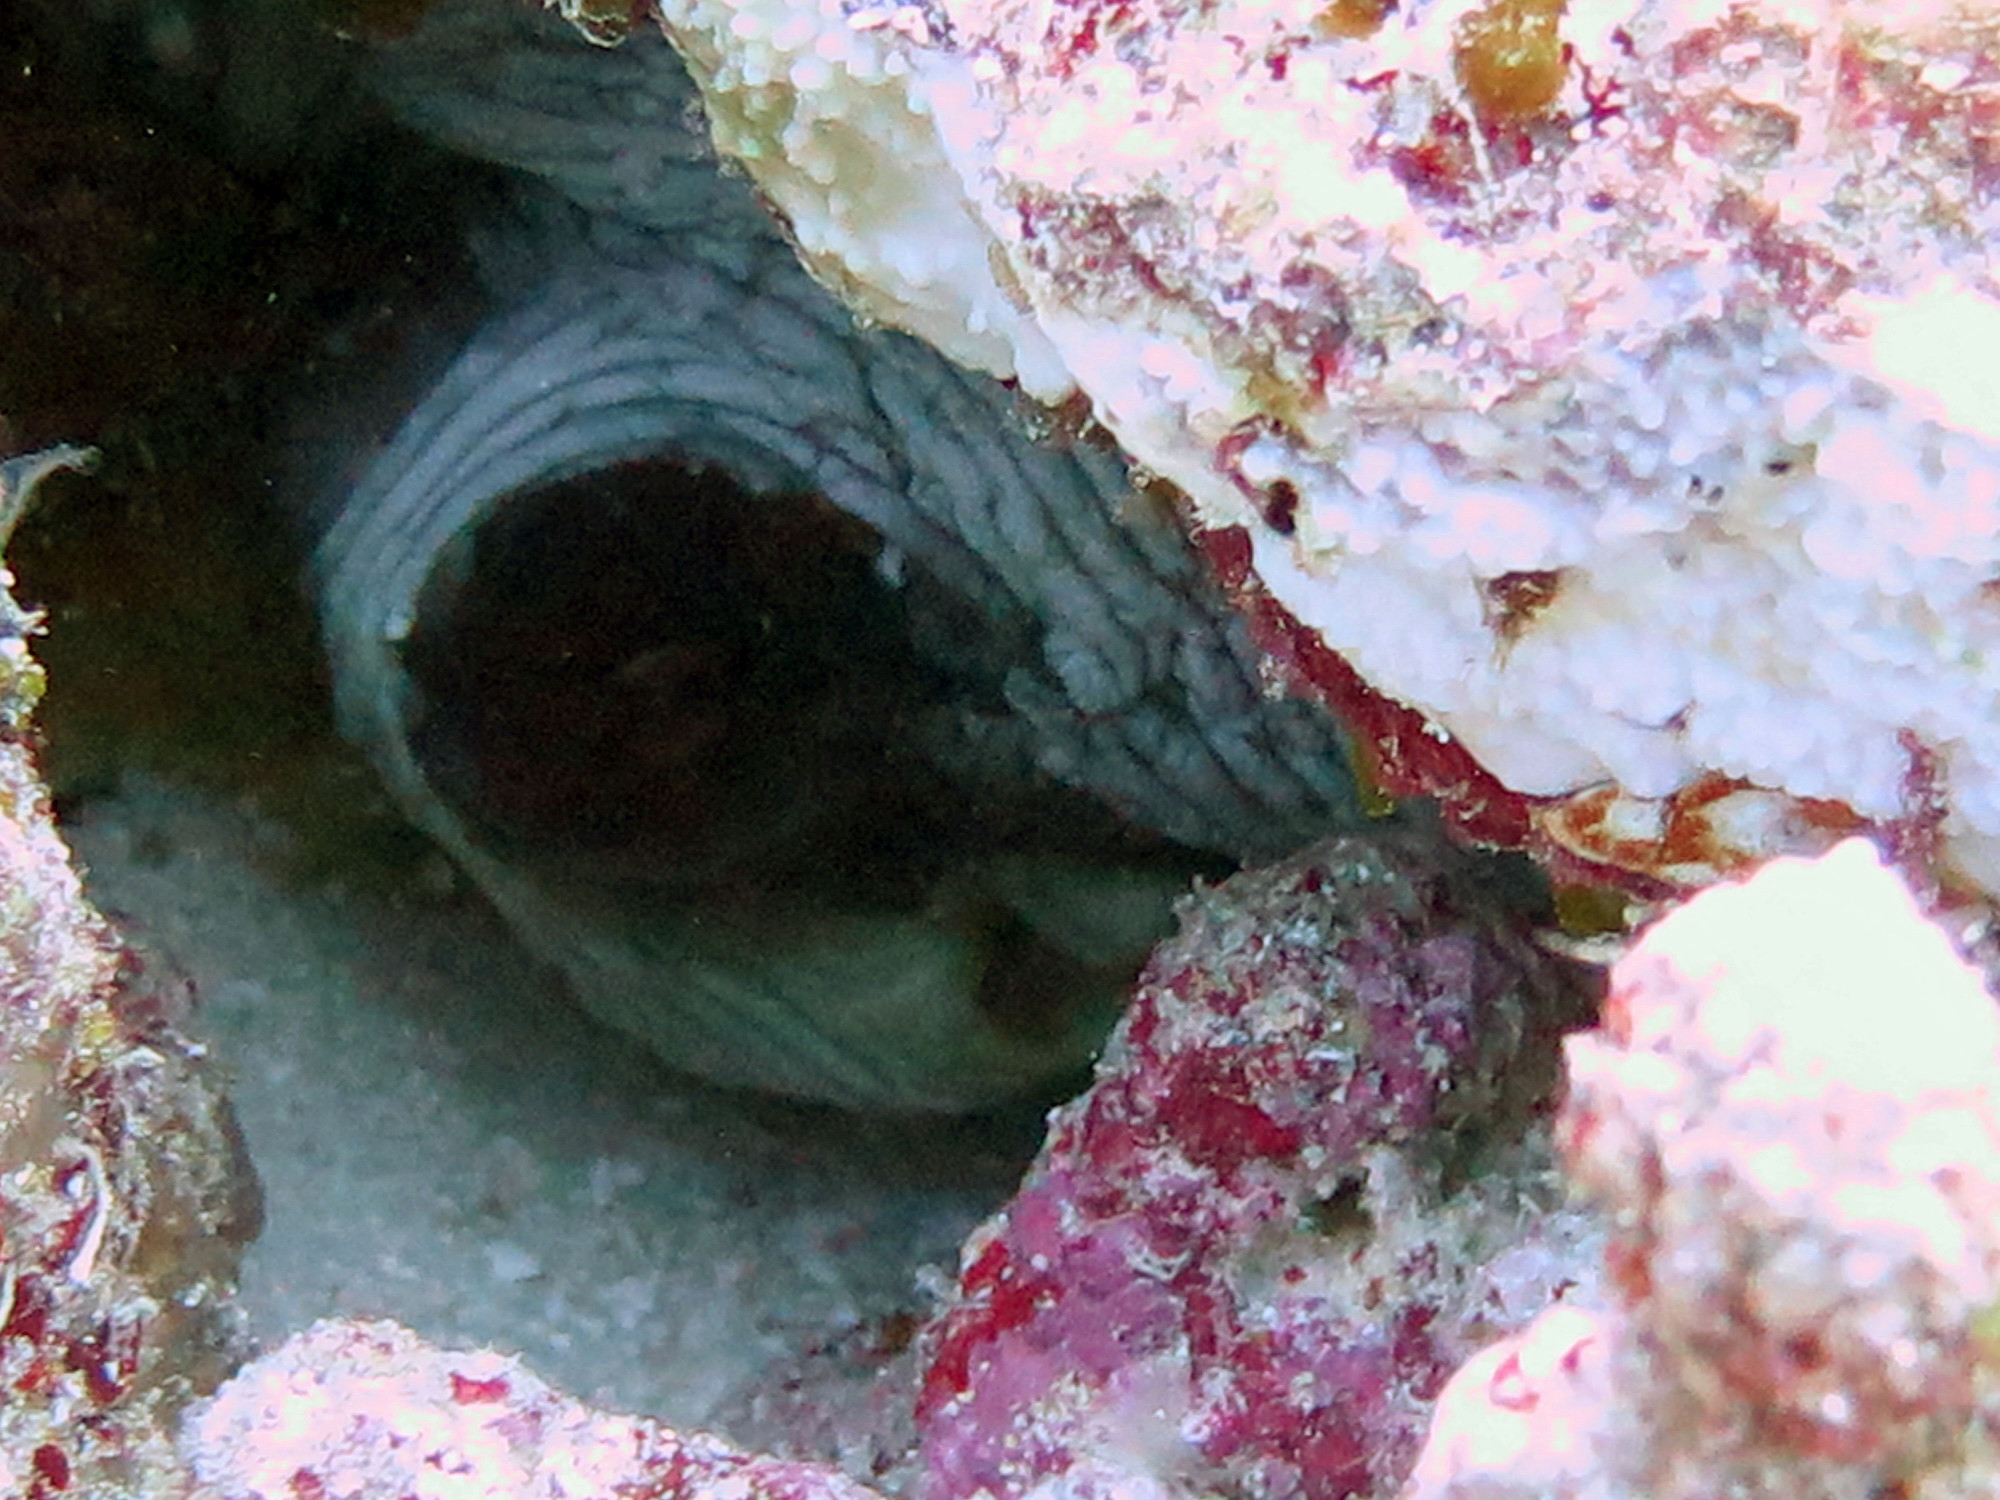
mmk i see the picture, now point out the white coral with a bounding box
[628,0,2000,901]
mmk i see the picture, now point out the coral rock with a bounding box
[637,0,2000,904]
[913,834,1600,1500]
[0,446,259,1499]
[308,1,1374,1111]
[181,1317,895,1500]
[1409,838,2000,1499]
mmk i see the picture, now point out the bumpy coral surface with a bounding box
[182,1317,894,1500]
[913,834,1600,1500]
[0,447,259,1499]
[1410,839,2000,1500]
[634,0,2000,904]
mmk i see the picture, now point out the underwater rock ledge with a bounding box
[629,0,2000,908]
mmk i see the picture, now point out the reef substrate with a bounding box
[635,0,2000,907]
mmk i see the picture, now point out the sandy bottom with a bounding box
[63,777,1044,1478]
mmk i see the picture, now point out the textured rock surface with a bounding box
[1410,839,2000,1499]
[182,1317,894,1500]
[634,0,2000,903]
[0,447,259,1499]
[913,833,1601,1500]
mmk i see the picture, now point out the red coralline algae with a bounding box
[914,834,1600,1500]
[1197,523,1534,851]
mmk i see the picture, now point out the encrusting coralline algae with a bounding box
[636,0,2000,906]
[913,833,1600,1500]
[1411,839,2000,1500]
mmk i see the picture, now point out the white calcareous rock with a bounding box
[623,0,2000,902]
[314,0,1374,1112]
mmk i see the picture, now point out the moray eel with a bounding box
[313,0,1368,1110]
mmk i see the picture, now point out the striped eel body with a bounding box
[315,0,1368,1109]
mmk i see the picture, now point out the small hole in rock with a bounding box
[1304,1175,1372,1239]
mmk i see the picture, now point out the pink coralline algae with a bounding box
[180,1318,897,1500]
[913,834,1600,1500]
[1409,839,2000,1500]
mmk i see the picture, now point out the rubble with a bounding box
[181,1318,895,1500]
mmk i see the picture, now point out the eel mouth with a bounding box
[401,453,1196,912]
[404,457,934,899]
